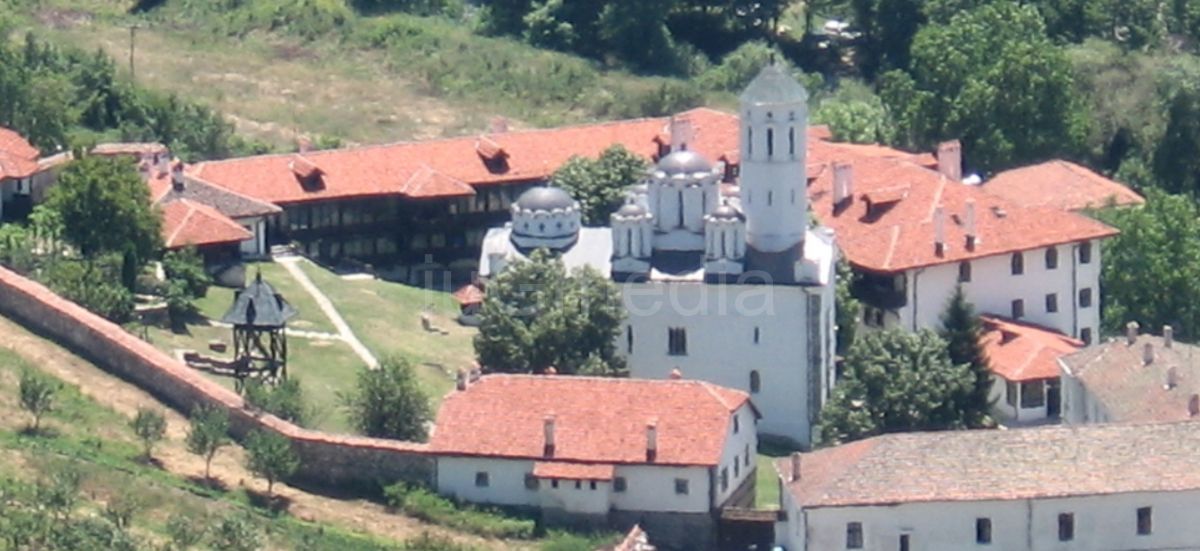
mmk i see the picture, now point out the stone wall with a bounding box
[0,265,434,488]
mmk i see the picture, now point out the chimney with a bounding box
[1126,321,1140,346]
[790,453,802,482]
[1164,325,1174,349]
[469,366,482,382]
[964,198,977,250]
[170,161,185,191]
[156,152,169,176]
[1143,342,1154,365]
[934,205,946,256]
[455,369,467,391]
[668,368,682,380]
[543,415,555,457]
[138,161,151,180]
[1190,394,1200,417]
[1167,366,1179,389]
[833,162,853,207]
[646,421,658,462]
[490,116,509,134]
[937,140,963,181]
[297,137,312,154]
[669,116,694,152]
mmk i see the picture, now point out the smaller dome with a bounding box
[710,204,742,220]
[616,202,647,217]
[657,150,713,175]
[515,186,575,211]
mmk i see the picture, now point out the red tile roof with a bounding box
[430,374,752,466]
[160,199,253,249]
[91,142,169,157]
[778,420,1200,508]
[452,283,485,306]
[0,127,41,179]
[983,160,1144,211]
[980,315,1082,382]
[808,154,1118,272]
[1061,333,1200,423]
[532,461,615,480]
[189,108,740,205]
[401,167,475,199]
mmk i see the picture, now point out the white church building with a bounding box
[479,65,837,447]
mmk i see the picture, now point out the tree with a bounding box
[185,405,229,480]
[551,145,647,225]
[1153,85,1200,195]
[938,286,993,426]
[209,514,261,551]
[850,0,926,76]
[834,260,861,355]
[43,156,162,289]
[129,407,167,461]
[817,329,973,445]
[1095,189,1200,340]
[242,378,307,425]
[244,430,299,496]
[814,95,897,145]
[18,370,57,432]
[880,1,1087,173]
[163,247,211,299]
[343,358,432,441]
[475,249,625,375]
[166,512,207,549]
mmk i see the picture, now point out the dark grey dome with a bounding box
[616,202,647,217]
[657,150,712,175]
[710,204,741,220]
[515,186,575,211]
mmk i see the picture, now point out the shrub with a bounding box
[342,358,431,441]
[44,257,135,323]
[383,483,536,539]
[185,405,230,480]
[129,407,167,460]
[244,429,300,495]
[19,370,57,432]
[163,247,210,299]
[209,514,262,551]
[242,378,307,425]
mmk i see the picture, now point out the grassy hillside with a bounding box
[9,0,739,150]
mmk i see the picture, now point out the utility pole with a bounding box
[129,25,138,83]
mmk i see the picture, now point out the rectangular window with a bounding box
[720,468,729,493]
[1080,242,1092,264]
[1012,299,1025,319]
[589,481,597,490]
[1045,247,1059,269]
[551,479,559,489]
[474,472,489,487]
[668,327,688,356]
[744,445,751,467]
[846,522,863,549]
[899,534,910,551]
[734,415,740,433]
[674,478,689,495]
[524,473,538,490]
[1079,288,1093,308]
[959,261,971,283]
[1081,328,1093,345]
[1137,506,1152,535]
[976,518,992,544]
[574,480,582,490]
[1011,252,1024,275]
[1045,293,1058,313]
[614,477,627,492]
[1058,513,1074,541]
[1020,381,1045,408]
[1006,381,1018,407]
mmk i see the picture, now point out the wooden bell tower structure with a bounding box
[220,271,297,390]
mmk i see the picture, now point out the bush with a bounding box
[129,407,167,460]
[242,378,307,425]
[383,483,536,539]
[44,257,135,323]
[342,358,431,441]
[19,369,58,432]
[163,247,210,299]
[540,530,623,551]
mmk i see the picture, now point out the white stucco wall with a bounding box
[538,478,612,515]
[238,216,266,257]
[436,456,539,507]
[884,241,1101,343]
[621,281,834,446]
[1060,362,1112,425]
[612,464,712,514]
[713,403,758,506]
[782,490,1200,551]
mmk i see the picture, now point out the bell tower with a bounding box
[738,63,809,254]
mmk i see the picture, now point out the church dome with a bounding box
[710,204,742,220]
[514,186,576,211]
[657,150,713,175]
[739,63,809,106]
[616,202,647,217]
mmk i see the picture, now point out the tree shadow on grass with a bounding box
[18,425,60,438]
[186,475,229,493]
[246,488,292,515]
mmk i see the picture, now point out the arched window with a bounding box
[626,326,633,354]
[766,128,774,157]
[767,191,773,206]
[1045,247,1058,270]
[538,222,545,233]
[788,126,796,156]
[1011,252,1024,275]
[753,327,760,344]
[750,370,761,394]
[747,127,753,156]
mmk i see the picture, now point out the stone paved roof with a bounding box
[1062,333,1200,422]
[779,420,1200,508]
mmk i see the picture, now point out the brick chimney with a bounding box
[1143,342,1154,365]
[170,161,185,191]
[934,205,946,257]
[669,116,694,152]
[790,453,802,482]
[543,415,556,458]
[646,421,658,462]
[937,140,962,181]
[490,116,509,134]
[455,368,467,391]
[668,368,682,380]
[1126,321,1139,346]
[833,162,853,207]
[964,198,977,250]
[156,152,169,176]
[1190,394,1200,417]
[297,136,312,154]
[1165,325,1174,349]
[1167,366,1179,390]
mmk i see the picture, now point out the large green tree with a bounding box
[475,248,625,375]
[43,156,162,289]
[342,358,432,441]
[817,329,974,445]
[1095,189,1200,340]
[938,286,993,426]
[551,145,647,225]
[880,1,1086,172]
[1153,85,1200,195]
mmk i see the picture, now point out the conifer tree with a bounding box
[939,285,993,426]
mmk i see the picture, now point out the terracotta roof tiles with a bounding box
[532,461,615,480]
[980,316,1082,382]
[0,127,41,179]
[160,199,253,248]
[984,160,1144,212]
[1062,333,1200,423]
[430,374,752,466]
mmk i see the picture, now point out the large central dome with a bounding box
[514,186,576,211]
[657,150,713,175]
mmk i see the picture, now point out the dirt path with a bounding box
[0,315,522,549]
[275,256,379,369]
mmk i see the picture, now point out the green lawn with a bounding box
[297,260,476,406]
[194,262,336,334]
[756,454,783,509]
